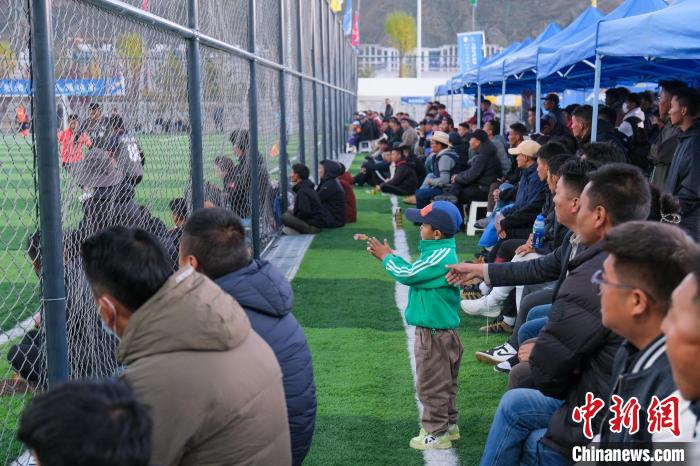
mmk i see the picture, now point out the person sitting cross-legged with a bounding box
[380,143,418,196]
[282,163,324,234]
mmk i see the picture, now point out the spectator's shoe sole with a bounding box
[403,195,417,205]
[479,320,514,334]
[475,345,517,365]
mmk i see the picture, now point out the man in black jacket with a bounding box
[380,145,418,196]
[450,164,653,465]
[317,160,346,229]
[282,164,323,234]
[596,222,699,456]
[664,87,700,240]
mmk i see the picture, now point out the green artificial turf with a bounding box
[294,168,507,465]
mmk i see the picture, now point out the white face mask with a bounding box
[622,103,629,114]
[100,297,120,342]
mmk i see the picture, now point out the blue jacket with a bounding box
[500,163,548,231]
[216,260,316,466]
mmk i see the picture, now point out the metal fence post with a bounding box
[278,0,288,211]
[296,0,305,164]
[187,0,204,210]
[247,0,261,257]
[311,0,320,181]
[319,0,328,162]
[29,0,68,388]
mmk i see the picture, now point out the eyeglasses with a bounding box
[590,269,656,302]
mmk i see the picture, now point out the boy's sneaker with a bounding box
[475,342,517,365]
[448,423,460,441]
[460,296,502,318]
[494,355,520,373]
[409,429,452,450]
[479,319,514,334]
[460,284,482,300]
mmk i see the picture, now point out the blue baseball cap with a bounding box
[405,201,462,235]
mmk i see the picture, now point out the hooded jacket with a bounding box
[338,169,358,223]
[292,178,325,228]
[118,268,291,466]
[317,160,346,228]
[215,261,316,466]
[664,120,700,240]
[529,243,623,457]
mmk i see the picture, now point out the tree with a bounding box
[384,12,416,77]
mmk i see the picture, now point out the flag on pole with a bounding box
[343,0,353,35]
[351,11,360,47]
[140,0,149,11]
[330,0,343,13]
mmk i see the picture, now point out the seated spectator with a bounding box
[664,86,700,240]
[180,208,317,466]
[597,222,700,454]
[318,160,347,229]
[337,163,357,223]
[543,93,568,130]
[387,117,403,146]
[579,141,626,165]
[401,117,418,149]
[282,163,324,234]
[563,104,580,130]
[441,129,501,210]
[571,104,626,155]
[380,144,418,196]
[484,120,510,177]
[662,259,700,463]
[17,380,152,466]
[485,122,527,216]
[481,98,496,126]
[488,140,548,261]
[473,164,652,465]
[354,139,391,187]
[80,227,291,465]
[415,131,459,209]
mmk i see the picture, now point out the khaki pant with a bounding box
[414,327,464,434]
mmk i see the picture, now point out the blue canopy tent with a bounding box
[587,0,700,140]
[496,7,603,132]
[536,0,669,91]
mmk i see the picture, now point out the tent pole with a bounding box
[591,54,602,143]
[535,79,541,133]
[500,79,506,134]
[477,84,482,127]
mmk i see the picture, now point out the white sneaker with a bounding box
[475,343,517,365]
[460,296,502,318]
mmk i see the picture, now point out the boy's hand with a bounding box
[367,237,393,260]
[445,262,486,286]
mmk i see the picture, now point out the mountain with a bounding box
[357,0,626,48]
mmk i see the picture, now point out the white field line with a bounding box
[389,196,459,466]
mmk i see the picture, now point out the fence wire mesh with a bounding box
[0,0,354,463]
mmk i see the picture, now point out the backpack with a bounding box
[623,116,651,173]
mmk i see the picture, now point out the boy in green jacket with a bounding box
[367,201,463,451]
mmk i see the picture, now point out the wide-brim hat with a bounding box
[429,131,452,147]
[73,148,122,188]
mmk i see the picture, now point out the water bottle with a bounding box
[394,207,403,229]
[532,214,546,250]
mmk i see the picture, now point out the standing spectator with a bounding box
[664,87,700,240]
[650,80,685,187]
[542,93,568,130]
[452,122,472,169]
[563,104,580,131]
[605,88,625,127]
[597,222,699,454]
[58,114,91,166]
[317,160,347,229]
[617,92,646,138]
[15,103,30,137]
[180,208,317,466]
[17,380,152,466]
[79,102,110,149]
[387,117,404,146]
[282,163,323,234]
[480,99,496,126]
[527,108,537,133]
[81,227,291,465]
[384,98,394,119]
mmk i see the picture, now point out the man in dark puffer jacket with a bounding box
[180,208,316,466]
[380,144,418,196]
[477,164,652,466]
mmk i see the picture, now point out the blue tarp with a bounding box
[537,0,668,79]
[597,0,700,59]
[499,7,604,81]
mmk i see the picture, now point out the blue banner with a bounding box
[400,96,431,105]
[457,32,485,73]
[0,78,126,97]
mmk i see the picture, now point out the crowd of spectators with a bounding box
[6,80,700,465]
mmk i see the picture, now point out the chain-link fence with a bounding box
[0,0,356,463]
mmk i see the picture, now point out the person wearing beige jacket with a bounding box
[81,226,291,466]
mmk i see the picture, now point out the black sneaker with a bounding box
[494,355,520,373]
[479,319,514,334]
[460,284,483,300]
[475,343,517,365]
